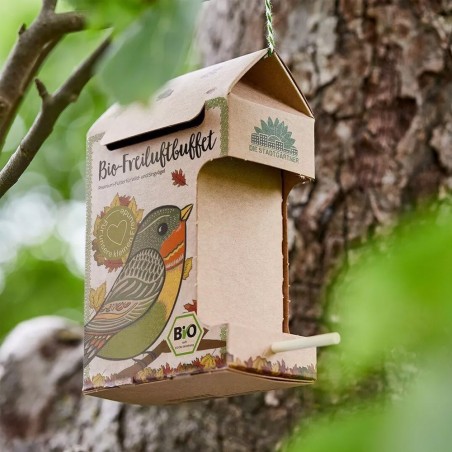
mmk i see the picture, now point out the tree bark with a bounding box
[1,0,451,450]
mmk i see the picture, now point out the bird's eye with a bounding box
[158,223,168,236]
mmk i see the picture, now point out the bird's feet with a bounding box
[144,350,158,360]
[132,357,149,370]
[132,351,158,369]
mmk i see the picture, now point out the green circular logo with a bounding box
[97,206,137,261]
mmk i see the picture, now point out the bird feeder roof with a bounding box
[97,49,314,150]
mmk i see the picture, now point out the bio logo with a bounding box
[167,313,202,356]
[174,324,197,340]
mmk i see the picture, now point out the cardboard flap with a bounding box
[101,49,268,149]
[102,99,205,150]
[234,53,314,117]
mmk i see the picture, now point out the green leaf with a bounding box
[99,0,201,104]
[285,407,384,452]
[330,209,452,382]
[287,205,452,452]
[384,354,452,452]
[68,0,149,32]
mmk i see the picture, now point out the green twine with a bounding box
[265,0,275,56]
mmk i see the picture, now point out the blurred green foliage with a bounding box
[100,0,201,104]
[286,202,452,452]
[69,0,201,104]
[0,247,84,333]
[68,0,153,31]
[0,0,200,339]
[2,3,451,449]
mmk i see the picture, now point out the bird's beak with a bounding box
[180,204,193,221]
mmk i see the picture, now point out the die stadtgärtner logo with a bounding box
[250,117,299,163]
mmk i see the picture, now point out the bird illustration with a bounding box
[84,204,193,366]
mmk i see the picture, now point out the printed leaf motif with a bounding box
[136,367,153,381]
[253,356,270,371]
[128,197,144,223]
[89,282,106,312]
[162,363,173,376]
[119,195,131,206]
[183,257,193,280]
[154,368,165,379]
[92,373,106,388]
[93,215,102,236]
[171,169,187,187]
[229,354,316,380]
[131,351,228,384]
[201,354,217,370]
[111,193,121,207]
[104,259,124,273]
[184,300,197,313]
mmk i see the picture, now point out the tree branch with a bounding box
[112,332,227,381]
[0,0,86,152]
[35,78,50,102]
[0,38,111,198]
[42,0,57,12]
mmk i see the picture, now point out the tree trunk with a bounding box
[1,0,450,450]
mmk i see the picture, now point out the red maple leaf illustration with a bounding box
[171,169,187,187]
[119,195,131,206]
[104,259,124,273]
[184,300,197,313]
[161,363,172,376]
[191,358,203,369]
[215,356,226,367]
[245,357,254,368]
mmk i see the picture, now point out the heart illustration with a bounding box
[107,220,128,246]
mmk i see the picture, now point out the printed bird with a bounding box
[84,204,193,365]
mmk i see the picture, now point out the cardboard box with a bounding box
[84,49,316,405]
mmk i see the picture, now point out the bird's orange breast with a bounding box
[158,261,185,318]
[161,222,186,271]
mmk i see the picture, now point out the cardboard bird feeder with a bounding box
[84,49,325,405]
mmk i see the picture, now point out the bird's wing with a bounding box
[84,248,165,362]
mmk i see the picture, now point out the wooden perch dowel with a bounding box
[271,332,341,353]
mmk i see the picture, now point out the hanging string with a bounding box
[265,0,275,56]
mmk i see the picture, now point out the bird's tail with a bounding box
[84,333,110,367]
